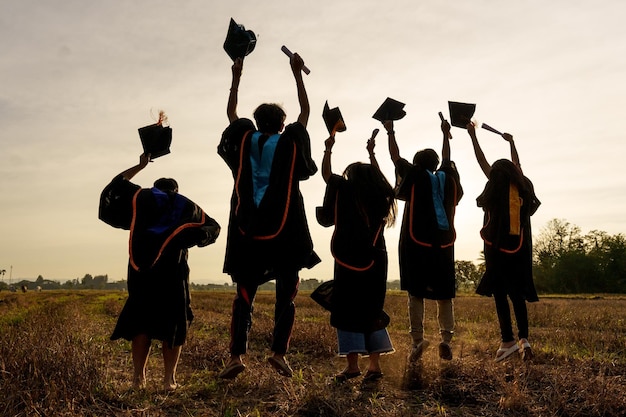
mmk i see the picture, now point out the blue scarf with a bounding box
[428,171,449,230]
[250,132,280,207]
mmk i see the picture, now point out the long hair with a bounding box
[477,159,530,209]
[342,162,397,227]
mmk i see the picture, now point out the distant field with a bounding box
[1,290,625,416]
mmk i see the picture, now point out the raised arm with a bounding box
[367,131,379,170]
[502,133,521,171]
[322,135,335,183]
[467,123,491,178]
[290,53,310,128]
[384,120,401,163]
[441,119,451,161]
[120,153,150,181]
[227,58,243,123]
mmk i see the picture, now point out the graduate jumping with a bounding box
[217,52,319,379]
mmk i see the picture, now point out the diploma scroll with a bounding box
[481,123,503,136]
[281,45,311,75]
[439,111,453,139]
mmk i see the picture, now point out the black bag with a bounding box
[310,280,334,311]
[310,280,391,331]
[369,310,391,332]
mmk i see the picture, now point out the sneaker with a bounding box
[408,339,430,362]
[519,339,534,361]
[438,342,452,360]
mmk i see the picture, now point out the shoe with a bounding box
[519,339,534,361]
[408,339,430,362]
[268,356,293,377]
[494,343,520,362]
[218,362,246,379]
[438,342,453,360]
[333,370,361,383]
[363,370,384,382]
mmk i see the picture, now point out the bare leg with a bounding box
[345,352,360,373]
[367,352,382,373]
[132,334,151,388]
[163,342,182,391]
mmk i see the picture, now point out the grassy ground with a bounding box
[1,289,625,416]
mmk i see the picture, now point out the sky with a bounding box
[2,0,626,285]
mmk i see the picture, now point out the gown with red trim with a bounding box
[394,158,463,299]
[99,174,220,346]
[475,162,540,301]
[317,174,388,334]
[218,118,320,284]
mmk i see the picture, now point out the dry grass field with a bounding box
[1,289,625,416]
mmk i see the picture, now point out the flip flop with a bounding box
[218,362,246,379]
[363,370,383,382]
[267,356,293,377]
[494,344,519,362]
[333,370,361,383]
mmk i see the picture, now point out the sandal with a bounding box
[494,343,519,362]
[218,362,246,379]
[267,356,293,377]
[363,370,383,382]
[333,370,361,383]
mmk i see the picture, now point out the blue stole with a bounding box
[147,188,186,234]
[250,132,280,207]
[428,171,450,230]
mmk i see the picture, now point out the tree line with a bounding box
[454,218,626,294]
[2,218,624,294]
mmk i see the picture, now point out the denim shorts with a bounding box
[336,328,395,356]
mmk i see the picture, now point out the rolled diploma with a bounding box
[481,123,503,136]
[281,45,311,75]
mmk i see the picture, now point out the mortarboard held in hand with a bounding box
[138,111,172,159]
[322,101,347,136]
[373,97,406,122]
[448,101,476,128]
[223,18,257,61]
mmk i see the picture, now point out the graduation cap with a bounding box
[448,101,476,128]
[322,101,346,135]
[223,18,257,61]
[138,123,172,159]
[372,97,406,121]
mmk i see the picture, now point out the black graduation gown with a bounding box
[99,175,220,346]
[395,158,463,299]
[218,118,320,284]
[475,168,540,302]
[317,175,388,333]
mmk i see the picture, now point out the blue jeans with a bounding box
[336,328,394,356]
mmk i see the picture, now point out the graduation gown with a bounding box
[475,163,540,302]
[99,175,220,346]
[394,158,463,299]
[218,118,320,284]
[317,175,388,333]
